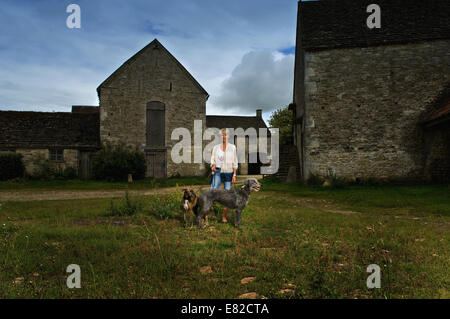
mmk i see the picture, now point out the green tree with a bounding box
[268,106,293,145]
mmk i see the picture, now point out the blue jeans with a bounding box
[210,168,233,190]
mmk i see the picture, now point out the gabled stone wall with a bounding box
[99,41,208,177]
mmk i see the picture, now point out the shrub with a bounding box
[63,166,78,179]
[54,166,78,180]
[306,172,324,186]
[30,154,56,180]
[106,191,144,216]
[0,152,25,180]
[148,192,180,220]
[91,143,146,181]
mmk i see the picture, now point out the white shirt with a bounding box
[210,143,238,173]
[217,148,224,168]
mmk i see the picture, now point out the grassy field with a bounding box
[0,180,448,298]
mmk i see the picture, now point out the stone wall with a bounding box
[274,145,301,182]
[16,148,79,174]
[301,40,450,180]
[99,41,208,177]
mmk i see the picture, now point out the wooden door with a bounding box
[146,101,165,147]
[146,150,166,178]
[78,151,91,179]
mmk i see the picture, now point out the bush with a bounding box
[0,152,25,180]
[306,172,324,186]
[54,166,78,180]
[63,166,78,179]
[91,143,146,181]
[106,191,144,216]
[29,154,56,180]
[148,192,180,220]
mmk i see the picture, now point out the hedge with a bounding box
[0,151,25,180]
[91,144,146,181]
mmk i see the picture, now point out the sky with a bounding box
[0,0,301,123]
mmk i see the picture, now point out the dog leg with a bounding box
[189,209,194,228]
[235,209,242,228]
[183,211,187,228]
[197,214,203,229]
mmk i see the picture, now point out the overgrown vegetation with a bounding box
[27,154,78,181]
[106,191,144,216]
[147,192,180,220]
[0,152,25,180]
[91,143,146,182]
[0,183,448,298]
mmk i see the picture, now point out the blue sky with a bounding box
[0,0,300,121]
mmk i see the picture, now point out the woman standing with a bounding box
[210,128,238,223]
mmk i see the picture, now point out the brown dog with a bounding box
[181,188,208,227]
[180,188,203,227]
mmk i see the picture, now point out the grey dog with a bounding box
[196,178,261,228]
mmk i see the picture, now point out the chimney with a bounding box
[256,109,262,118]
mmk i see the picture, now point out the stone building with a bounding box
[291,0,450,182]
[97,39,209,178]
[0,39,270,178]
[0,108,100,178]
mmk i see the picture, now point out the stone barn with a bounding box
[0,108,100,179]
[97,39,209,178]
[291,0,450,182]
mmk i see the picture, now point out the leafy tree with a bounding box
[268,106,293,145]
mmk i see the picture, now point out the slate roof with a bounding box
[71,105,99,113]
[298,0,450,51]
[0,111,100,149]
[206,115,271,136]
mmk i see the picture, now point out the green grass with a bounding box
[0,182,448,298]
[261,180,450,217]
[0,176,209,192]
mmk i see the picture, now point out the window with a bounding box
[49,149,64,161]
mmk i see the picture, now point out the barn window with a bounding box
[49,149,64,161]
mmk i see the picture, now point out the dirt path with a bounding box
[0,185,211,202]
[0,175,263,202]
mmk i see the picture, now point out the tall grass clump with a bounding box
[106,191,144,216]
[148,192,180,220]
